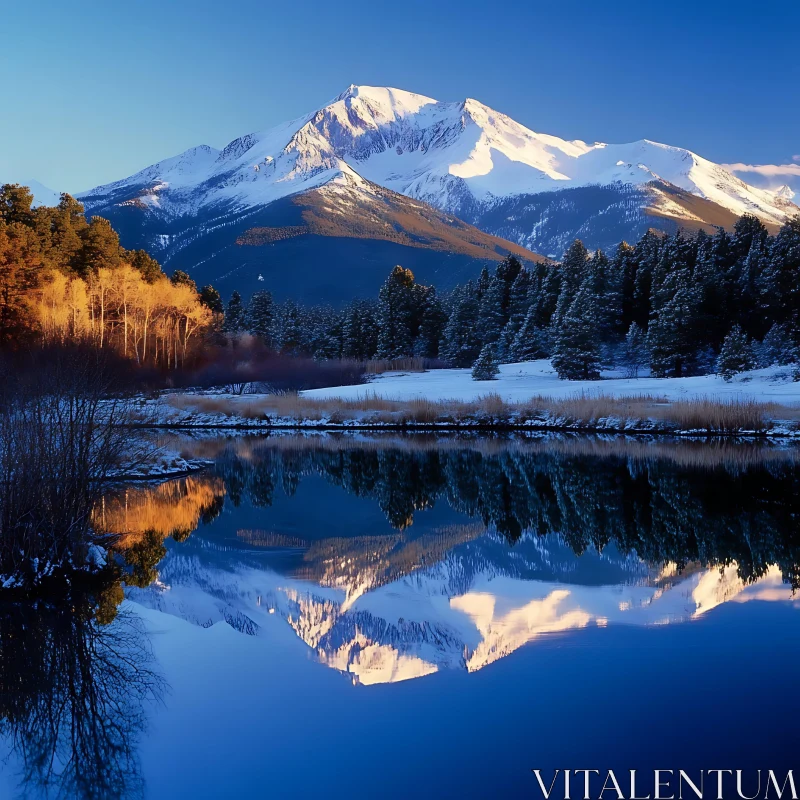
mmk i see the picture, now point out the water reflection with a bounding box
[2,434,799,798]
[0,595,164,798]
[119,435,800,684]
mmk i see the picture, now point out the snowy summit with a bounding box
[82,84,797,228]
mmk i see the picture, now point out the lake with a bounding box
[2,434,799,799]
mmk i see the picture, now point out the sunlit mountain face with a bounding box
[107,435,800,686]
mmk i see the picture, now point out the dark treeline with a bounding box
[210,442,800,589]
[224,213,800,381]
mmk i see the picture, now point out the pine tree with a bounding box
[313,310,344,360]
[440,284,481,367]
[631,230,662,329]
[537,261,562,329]
[613,241,637,333]
[0,221,42,344]
[494,254,524,315]
[510,304,548,362]
[223,291,247,335]
[376,266,416,359]
[497,270,533,361]
[342,300,378,361]
[0,184,36,227]
[731,213,769,263]
[247,290,275,347]
[199,285,224,315]
[739,238,769,338]
[130,249,163,283]
[620,322,648,378]
[476,277,505,347]
[589,248,621,344]
[716,325,756,381]
[758,323,795,367]
[761,217,800,346]
[647,268,701,378]
[47,194,86,272]
[80,216,121,276]
[472,344,499,381]
[476,266,492,301]
[275,300,303,356]
[507,269,533,323]
[171,270,197,293]
[551,279,602,380]
[552,240,590,336]
[416,288,447,359]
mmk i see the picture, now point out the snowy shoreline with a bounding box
[120,360,800,439]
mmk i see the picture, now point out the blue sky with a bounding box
[1,0,798,193]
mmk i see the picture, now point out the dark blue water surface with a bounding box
[2,434,799,799]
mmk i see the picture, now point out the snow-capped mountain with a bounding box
[79,85,798,297]
[128,529,795,685]
[3,178,61,207]
[722,161,800,204]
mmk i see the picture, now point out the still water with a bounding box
[2,434,799,799]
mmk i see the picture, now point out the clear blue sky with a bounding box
[2,0,798,193]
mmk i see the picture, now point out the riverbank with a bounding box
[117,361,800,438]
[124,391,800,438]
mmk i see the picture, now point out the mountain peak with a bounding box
[79,84,799,257]
[335,83,359,101]
[329,85,437,115]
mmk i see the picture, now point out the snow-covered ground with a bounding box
[304,360,800,405]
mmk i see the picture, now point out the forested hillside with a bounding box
[0,184,216,368]
[220,212,800,382]
[4,181,800,385]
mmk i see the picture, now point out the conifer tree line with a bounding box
[5,180,800,382]
[0,185,217,367]
[214,441,800,588]
[223,213,800,381]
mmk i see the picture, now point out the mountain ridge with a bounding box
[74,84,798,296]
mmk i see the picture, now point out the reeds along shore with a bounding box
[163,392,800,434]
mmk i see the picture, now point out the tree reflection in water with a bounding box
[200,436,800,589]
[0,582,164,800]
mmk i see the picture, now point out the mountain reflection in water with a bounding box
[114,435,800,684]
[3,434,800,798]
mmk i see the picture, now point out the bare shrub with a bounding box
[0,344,146,585]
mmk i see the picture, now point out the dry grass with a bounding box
[164,390,800,435]
[364,358,427,375]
